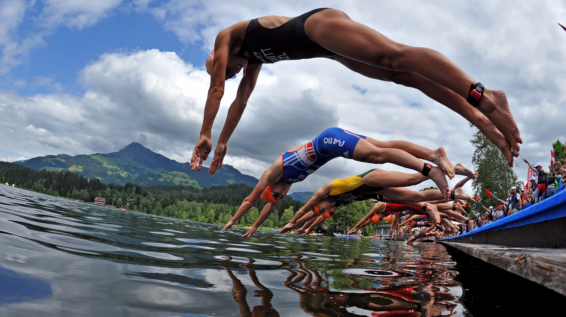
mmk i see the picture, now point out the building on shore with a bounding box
[94,197,106,207]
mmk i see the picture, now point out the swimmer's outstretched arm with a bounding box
[222,162,281,232]
[350,203,386,233]
[284,182,332,227]
[209,64,262,174]
[304,216,326,234]
[191,28,263,173]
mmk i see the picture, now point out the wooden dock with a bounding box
[440,191,566,296]
[442,242,566,296]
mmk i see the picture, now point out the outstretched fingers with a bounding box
[241,227,257,238]
[220,221,234,232]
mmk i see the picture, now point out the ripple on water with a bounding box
[149,231,175,236]
[0,186,470,316]
[224,247,262,253]
[133,250,184,261]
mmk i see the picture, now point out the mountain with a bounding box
[14,143,259,188]
[288,191,314,203]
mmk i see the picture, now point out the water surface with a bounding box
[0,186,469,316]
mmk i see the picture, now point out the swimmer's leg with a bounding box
[306,10,521,162]
[334,55,517,166]
[354,139,449,199]
[365,136,455,179]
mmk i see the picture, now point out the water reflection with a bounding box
[0,186,469,316]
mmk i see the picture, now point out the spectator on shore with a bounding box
[508,186,522,214]
[496,205,505,221]
[528,177,537,195]
[523,159,545,203]
[522,192,531,210]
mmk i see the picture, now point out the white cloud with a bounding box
[1,1,566,195]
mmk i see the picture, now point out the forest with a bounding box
[0,162,381,233]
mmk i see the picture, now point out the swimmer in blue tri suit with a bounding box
[221,128,476,237]
[191,8,522,174]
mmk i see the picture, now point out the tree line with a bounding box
[0,162,380,232]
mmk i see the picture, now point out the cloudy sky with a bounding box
[1,0,565,193]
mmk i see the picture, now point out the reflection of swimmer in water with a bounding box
[220,257,280,317]
[192,9,522,173]
[284,263,424,317]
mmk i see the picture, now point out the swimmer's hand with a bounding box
[209,142,227,175]
[190,136,212,172]
[241,227,257,238]
[279,223,296,234]
[220,220,235,232]
[348,227,359,235]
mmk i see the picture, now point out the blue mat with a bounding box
[444,189,566,240]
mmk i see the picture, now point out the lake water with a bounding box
[0,185,469,316]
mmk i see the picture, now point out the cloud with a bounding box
[1,1,566,194]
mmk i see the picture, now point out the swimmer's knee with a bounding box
[365,151,386,164]
[390,71,415,87]
[375,45,411,71]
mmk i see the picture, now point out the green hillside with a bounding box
[15,143,258,188]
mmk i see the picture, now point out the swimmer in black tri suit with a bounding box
[191,8,522,174]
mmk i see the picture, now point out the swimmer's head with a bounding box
[205,50,247,80]
[311,199,336,218]
[370,214,380,224]
[260,182,289,203]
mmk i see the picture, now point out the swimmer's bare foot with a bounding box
[428,166,449,200]
[221,220,235,232]
[453,188,475,202]
[477,90,522,162]
[434,147,455,179]
[454,163,476,179]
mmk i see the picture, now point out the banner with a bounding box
[527,168,537,190]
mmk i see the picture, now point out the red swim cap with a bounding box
[311,202,320,215]
[370,214,380,224]
[205,50,214,75]
[260,185,277,204]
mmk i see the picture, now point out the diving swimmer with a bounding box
[220,127,464,236]
[191,8,522,174]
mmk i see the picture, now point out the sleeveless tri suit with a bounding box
[237,8,336,65]
[279,127,367,183]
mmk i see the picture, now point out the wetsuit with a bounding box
[280,127,367,183]
[327,169,384,206]
[237,8,336,64]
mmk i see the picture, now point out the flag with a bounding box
[484,188,492,198]
[551,150,555,167]
[527,168,536,184]
[475,195,481,201]
[561,23,566,32]
[467,202,470,208]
